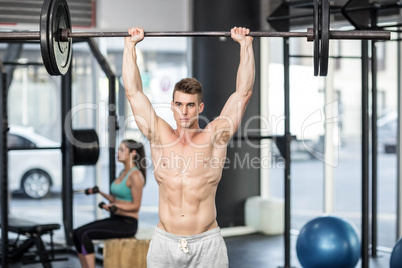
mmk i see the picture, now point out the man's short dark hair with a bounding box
[173,78,203,103]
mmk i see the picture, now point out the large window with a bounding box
[266,36,399,248]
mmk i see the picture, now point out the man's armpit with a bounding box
[211,127,231,147]
[147,130,161,145]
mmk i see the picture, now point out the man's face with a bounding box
[171,91,204,128]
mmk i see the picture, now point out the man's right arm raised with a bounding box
[122,27,159,140]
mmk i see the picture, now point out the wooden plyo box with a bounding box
[103,238,151,268]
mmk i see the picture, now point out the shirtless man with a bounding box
[123,26,255,268]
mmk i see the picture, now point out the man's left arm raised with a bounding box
[210,26,255,144]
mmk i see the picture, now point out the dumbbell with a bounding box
[98,202,117,213]
[85,186,99,195]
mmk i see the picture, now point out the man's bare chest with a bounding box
[152,143,226,173]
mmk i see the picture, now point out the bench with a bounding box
[103,238,150,268]
[2,216,65,268]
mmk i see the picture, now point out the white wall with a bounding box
[96,0,191,31]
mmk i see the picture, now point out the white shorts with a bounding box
[147,226,229,268]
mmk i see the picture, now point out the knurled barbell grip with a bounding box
[329,30,390,40]
[0,31,40,41]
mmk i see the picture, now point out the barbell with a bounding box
[0,0,391,76]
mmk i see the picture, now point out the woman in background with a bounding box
[72,139,146,268]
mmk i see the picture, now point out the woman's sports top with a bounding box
[110,166,138,202]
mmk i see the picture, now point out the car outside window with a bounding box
[8,134,36,149]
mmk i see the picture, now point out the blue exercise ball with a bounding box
[390,237,402,268]
[296,216,360,268]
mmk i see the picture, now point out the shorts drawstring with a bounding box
[179,238,189,253]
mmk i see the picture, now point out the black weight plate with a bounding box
[313,0,319,76]
[320,0,329,76]
[72,129,100,166]
[40,0,57,75]
[48,0,72,75]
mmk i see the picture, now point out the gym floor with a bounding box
[225,233,391,268]
[5,231,391,268]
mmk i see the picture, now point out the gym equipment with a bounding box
[390,237,402,268]
[71,129,100,166]
[40,0,71,76]
[74,186,99,195]
[0,0,391,76]
[98,202,117,213]
[0,216,66,267]
[85,186,99,195]
[296,216,360,268]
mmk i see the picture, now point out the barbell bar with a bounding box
[0,29,389,40]
[0,0,392,76]
[66,29,391,40]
